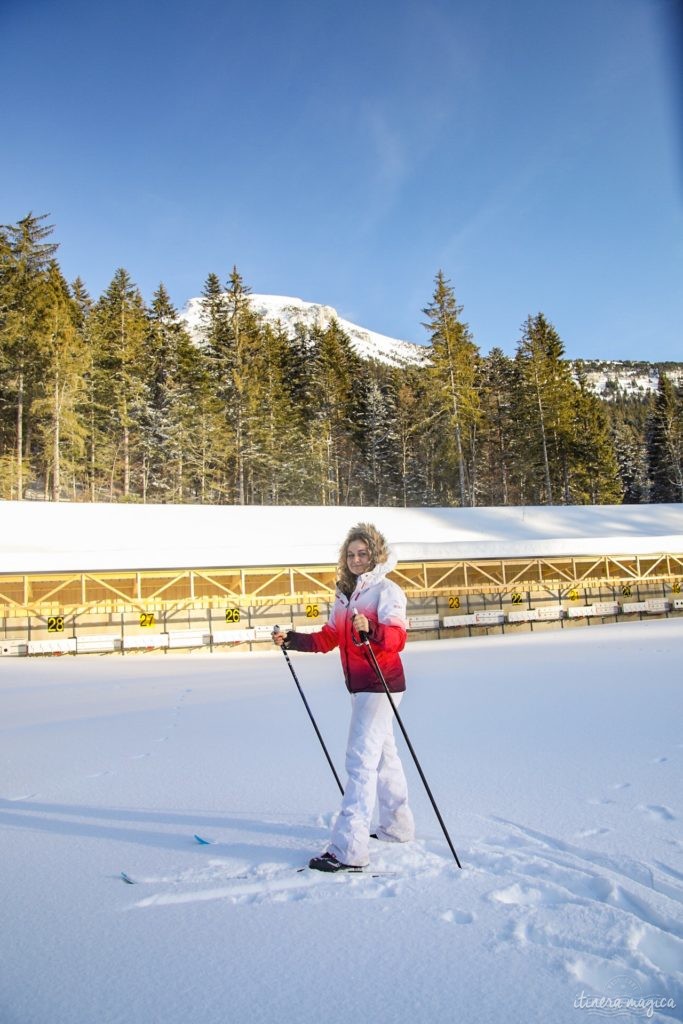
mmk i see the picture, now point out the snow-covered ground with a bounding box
[2,620,682,1024]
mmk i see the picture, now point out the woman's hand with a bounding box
[352,613,369,635]
[272,629,287,647]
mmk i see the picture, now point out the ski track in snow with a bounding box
[97,694,681,1015]
[473,817,683,1021]
[119,807,683,1019]
[127,838,452,909]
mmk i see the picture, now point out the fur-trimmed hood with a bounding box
[336,522,393,597]
[354,548,397,584]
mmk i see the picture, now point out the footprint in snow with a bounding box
[488,882,560,907]
[440,909,474,924]
[478,817,683,1001]
[638,804,676,822]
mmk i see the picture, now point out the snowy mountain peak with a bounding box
[180,292,683,395]
[180,293,427,369]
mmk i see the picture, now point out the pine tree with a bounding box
[70,277,103,501]
[608,396,651,503]
[647,373,683,501]
[391,364,439,506]
[177,350,217,504]
[193,272,229,501]
[352,370,400,505]
[316,319,364,504]
[569,363,623,504]
[198,272,229,357]
[514,313,576,504]
[140,284,203,502]
[0,213,59,497]
[90,268,148,499]
[0,224,13,496]
[200,267,270,503]
[477,348,516,505]
[224,266,254,503]
[280,317,363,504]
[29,264,88,500]
[243,321,302,504]
[422,271,480,506]
[612,418,649,503]
[282,321,321,501]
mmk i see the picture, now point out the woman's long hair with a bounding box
[337,522,390,597]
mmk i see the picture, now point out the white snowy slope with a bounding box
[1,621,681,1024]
[581,364,683,401]
[179,291,683,394]
[1,501,683,574]
[180,292,427,368]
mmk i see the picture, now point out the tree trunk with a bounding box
[52,375,61,502]
[533,365,553,503]
[123,424,130,497]
[16,369,24,499]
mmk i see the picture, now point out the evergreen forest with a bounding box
[1,214,681,508]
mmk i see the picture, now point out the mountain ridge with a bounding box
[179,292,683,398]
[181,292,427,369]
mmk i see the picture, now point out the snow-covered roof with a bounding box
[1,502,682,574]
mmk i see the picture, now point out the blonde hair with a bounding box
[337,522,390,596]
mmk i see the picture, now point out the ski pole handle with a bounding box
[272,624,287,646]
[351,606,370,641]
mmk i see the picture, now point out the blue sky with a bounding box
[2,0,681,360]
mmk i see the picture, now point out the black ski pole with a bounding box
[357,629,462,869]
[273,626,344,797]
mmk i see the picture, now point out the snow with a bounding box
[2,501,683,574]
[581,366,683,401]
[178,290,683,395]
[2,620,682,1024]
[180,292,426,368]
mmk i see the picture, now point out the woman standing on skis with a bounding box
[273,522,415,872]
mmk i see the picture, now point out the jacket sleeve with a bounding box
[368,622,406,653]
[284,600,341,653]
[367,581,407,653]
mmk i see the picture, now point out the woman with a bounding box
[273,522,415,872]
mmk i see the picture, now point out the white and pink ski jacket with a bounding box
[285,554,408,694]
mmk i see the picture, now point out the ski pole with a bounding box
[357,628,463,869]
[272,626,345,797]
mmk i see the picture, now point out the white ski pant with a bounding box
[328,691,415,867]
